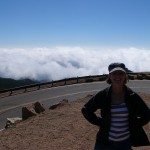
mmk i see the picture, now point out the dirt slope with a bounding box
[0,93,150,150]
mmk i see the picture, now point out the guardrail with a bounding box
[0,73,150,98]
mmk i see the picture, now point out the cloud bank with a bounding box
[0,47,149,81]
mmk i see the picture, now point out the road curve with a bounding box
[0,80,150,129]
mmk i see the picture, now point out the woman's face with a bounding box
[109,70,126,85]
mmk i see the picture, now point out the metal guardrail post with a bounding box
[64,79,66,85]
[9,90,12,96]
[24,88,27,93]
[37,85,40,90]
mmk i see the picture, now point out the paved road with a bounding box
[0,80,150,129]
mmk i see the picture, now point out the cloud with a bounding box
[0,47,149,81]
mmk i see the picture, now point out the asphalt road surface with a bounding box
[0,80,150,129]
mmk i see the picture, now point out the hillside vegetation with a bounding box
[0,77,38,91]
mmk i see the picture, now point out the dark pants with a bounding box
[94,138,132,150]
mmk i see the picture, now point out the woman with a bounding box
[81,63,150,150]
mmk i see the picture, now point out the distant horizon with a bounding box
[0,71,150,81]
[0,46,150,81]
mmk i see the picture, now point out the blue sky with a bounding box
[0,0,150,48]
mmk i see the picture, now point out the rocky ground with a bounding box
[0,93,150,150]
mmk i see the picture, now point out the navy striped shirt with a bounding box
[109,103,130,141]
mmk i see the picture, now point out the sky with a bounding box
[0,0,150,81]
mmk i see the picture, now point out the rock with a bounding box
[128,74,136,80]
[85,78,93,82]
[5,117,22,129]
[49,99,68,109]
[99,75,107,81]
[137,74,143,80]
[22,101,45,120]
[22,104,37,120]
[145,75,150,80]
[34,101,45,113]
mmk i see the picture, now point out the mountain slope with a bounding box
[0,77,39,91]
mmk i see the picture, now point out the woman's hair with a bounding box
[106,74,129,84]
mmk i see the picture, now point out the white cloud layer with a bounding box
[0,47,150,81]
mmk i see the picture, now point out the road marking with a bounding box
[130,87,150,89]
